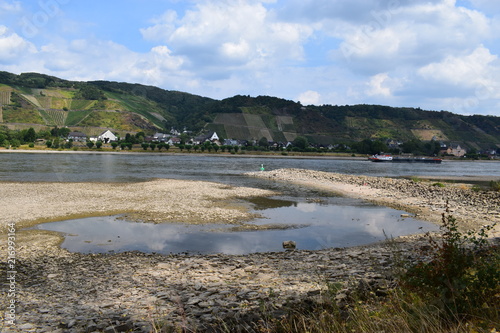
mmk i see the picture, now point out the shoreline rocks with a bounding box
[3,235,430,333]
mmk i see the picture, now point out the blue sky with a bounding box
[1,0,500,116]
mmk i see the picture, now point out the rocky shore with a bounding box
[3,232,430,333]
[1,168,499,332]
[249,168,500,235]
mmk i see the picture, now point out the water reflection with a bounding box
[30,197,439,255]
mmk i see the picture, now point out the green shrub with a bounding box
[401,212,499,325]
[432,182,445,187]
[489,180,500,191]
[410,176,422,183]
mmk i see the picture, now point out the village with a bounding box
[60,127,500,159]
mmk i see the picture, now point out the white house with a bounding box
[193,131,219,144]
[97,130,117,143]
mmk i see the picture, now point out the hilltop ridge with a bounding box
[0,71,499,150]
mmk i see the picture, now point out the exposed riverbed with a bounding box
[1,161,499,332]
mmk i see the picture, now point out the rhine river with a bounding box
[2,151,499,254]
[0,151,499,184]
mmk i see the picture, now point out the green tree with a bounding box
[292,136,309,150]
[150,143,157,151]
[111,142,118,150]
[59,127,70,138]
[86,141,94,149]
[179,133,189,145]
[96,141,103,149]
[52,138,60,149]
[46,140,52,148]
[401,139,424,155]
[24,127,36,143]
[141,143,149,150]
[75,85,107,100]
[10,139,20,148]
[258,137,269,148]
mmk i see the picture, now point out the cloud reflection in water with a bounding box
[31,200,438,255]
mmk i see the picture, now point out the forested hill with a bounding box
[0,71,499,149]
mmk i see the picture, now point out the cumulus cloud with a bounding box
[0,25,36,64]
[334,1,491,74]
[297,90,321,105]
[140,0,313,78]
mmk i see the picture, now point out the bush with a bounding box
[489,180,500,191]
[401,211,499,325]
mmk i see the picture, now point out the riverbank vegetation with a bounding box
[2,125,499,160]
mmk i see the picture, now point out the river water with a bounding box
[3,152,498,254]
[1,152,499,184]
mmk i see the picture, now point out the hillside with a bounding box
[0,71,499,149]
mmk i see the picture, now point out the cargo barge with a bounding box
[369,154,442,164]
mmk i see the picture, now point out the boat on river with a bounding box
[369,154,442,164]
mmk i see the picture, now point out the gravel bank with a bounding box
[248,168,500,236]
[0,179,275,233]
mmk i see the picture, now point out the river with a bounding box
[3,151,498,254]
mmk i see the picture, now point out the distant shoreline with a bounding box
[1,147,499,163]
[0,148,366,160]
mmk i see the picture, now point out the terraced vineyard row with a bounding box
[39,109,68,126]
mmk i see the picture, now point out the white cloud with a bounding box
[0,0,21,13]
[418,46,498,88]
[366,73,391,97]
[0,25,36,64]
[335,1,492,73]
[297,90,321,105]
[140,0,313,78]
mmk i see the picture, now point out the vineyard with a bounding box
[70,100,96,110]
[65,110,93,126]
[39,109,68,126]
[0,91,11,105]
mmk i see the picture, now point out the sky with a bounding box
[1,0,500,116]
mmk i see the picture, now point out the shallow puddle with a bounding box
[29,196,439,255]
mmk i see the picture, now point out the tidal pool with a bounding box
[30,196,439,255]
